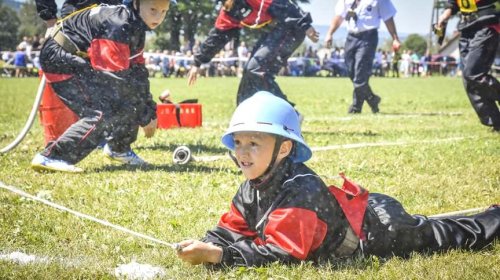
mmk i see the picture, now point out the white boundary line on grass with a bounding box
[201,112,465,126]
[0,251,49,265]
[310,136,472,152]
[193,136,474,162]
[0,250,166,279]
[0,251,89,268]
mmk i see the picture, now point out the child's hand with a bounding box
[176,240,223,265]
[187,66,199,86]
[306,27,319,43]
[142,118,157,138]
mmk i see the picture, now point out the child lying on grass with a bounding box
[176,91,500,267]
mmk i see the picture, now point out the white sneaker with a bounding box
[31,153,83,173]
[103,144,148,166]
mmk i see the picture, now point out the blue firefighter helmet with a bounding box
[221,91,312,163]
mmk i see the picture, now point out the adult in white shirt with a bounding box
[325,0,401,113]
[237,41,248,77]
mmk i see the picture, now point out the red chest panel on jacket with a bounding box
[215,0,273,30]
[328,173,368,240]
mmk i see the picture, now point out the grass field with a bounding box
[0,76,499,279]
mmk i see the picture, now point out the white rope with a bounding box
[0,181,180,251]
[429,207,488,218]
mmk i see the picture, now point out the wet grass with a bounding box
[0,76,499,279]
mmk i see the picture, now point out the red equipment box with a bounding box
[156,103,202,129]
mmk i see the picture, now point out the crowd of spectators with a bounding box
[142,41,463,80]
[373,48,461,78]
[144,40,244,79]
[1,36,468,79]
[1,35,44,78]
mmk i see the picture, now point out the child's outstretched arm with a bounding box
[188,19,240,86]
[176,182,329,267]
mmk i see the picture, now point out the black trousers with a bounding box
[236,24,305,106]
[41,74,139,164]
[362,193,500,258]
[344,29,378,111]
[459,26,500,128]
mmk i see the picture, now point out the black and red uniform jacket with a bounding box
[40,4,156,126]
[193,0,313,67]
[36,0,122,20]
[445,0,499,32]
[202,158,351,267]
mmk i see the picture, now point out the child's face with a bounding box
[233,132,292,180]
[136,0,170,30]
[233,132,276,180]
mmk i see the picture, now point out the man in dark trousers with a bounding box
[437,0,500,132]
[324,0,401,114]
[186,0,319,107]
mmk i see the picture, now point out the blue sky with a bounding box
[300,0,456,35]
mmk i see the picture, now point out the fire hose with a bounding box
[0,75,46,154]
[172,145,227,165]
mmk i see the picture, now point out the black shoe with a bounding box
[367,95,381,114]
[348,105,361,114]
[492,126,500,133]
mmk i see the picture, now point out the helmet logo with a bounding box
[283,125,294,132]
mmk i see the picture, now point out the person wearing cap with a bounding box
[30,0,171,173]
[324,0,401,114]
[175,91,500,267]
[436,0,499,132]
[187,0,319,107]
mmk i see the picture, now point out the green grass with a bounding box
[0,76,499,279]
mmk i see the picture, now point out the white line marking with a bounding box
[311,137,470,152]
[0,251,166,280]
[114,261,166,280]
[173,137,473,163]
[202,112,465,126]
[0,251,48,265]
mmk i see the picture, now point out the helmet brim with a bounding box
[221,122,312,163]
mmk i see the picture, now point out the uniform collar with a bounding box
[249,158,292,192]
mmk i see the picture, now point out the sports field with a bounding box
[0,76,499,279]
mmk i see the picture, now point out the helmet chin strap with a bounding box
[133,0,141,13]
[249,136,285,188]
